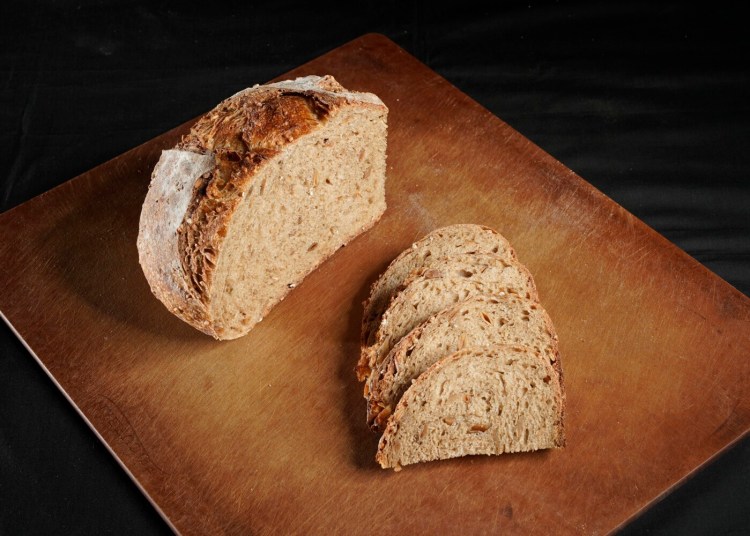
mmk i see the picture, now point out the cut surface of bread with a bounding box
[361,224,517,348]
[376,345,565,470]
[137,75,388,339]
[367,295,560,431]
[357,253,538,381]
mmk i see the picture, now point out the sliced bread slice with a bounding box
[138,75,388,339]
[366,294,561,431]
[376,345,565,470]
[361,224,516,348]
[356,253,538,381]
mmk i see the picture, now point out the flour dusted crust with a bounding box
[137,150,215,328]
[138,75,388,338]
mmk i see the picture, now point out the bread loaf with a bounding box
[366,294,560,431]
[376,345,565,470]
[358,253,538,381]
[137,75,388,339]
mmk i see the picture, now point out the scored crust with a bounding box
[138,75,387,338]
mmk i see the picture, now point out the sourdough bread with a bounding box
[361,224,517,348]
[376,345,565,470]
[138,75,388,339]
[367,294,560,431]
[357,253,538,381]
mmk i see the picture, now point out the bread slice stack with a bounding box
[359,224,565,470]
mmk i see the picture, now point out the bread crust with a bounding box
[138,75,387,338]
[137,149,215,329]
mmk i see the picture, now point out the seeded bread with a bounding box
[376,345,565,470]
[357,253,538,381]
[138,75,388,339]
[366,294,561,431]
[361,224,517,348]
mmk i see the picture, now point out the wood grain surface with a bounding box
[0,34,748,535]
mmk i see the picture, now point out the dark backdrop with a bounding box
[1,2,748,534]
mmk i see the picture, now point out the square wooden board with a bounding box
[1,34,748,535]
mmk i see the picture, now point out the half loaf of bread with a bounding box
[357,253,538,381]
[376,345,565,470]
[138,75,388,339]
[366,294,560,431]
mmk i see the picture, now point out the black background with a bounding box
[1,1,749,534]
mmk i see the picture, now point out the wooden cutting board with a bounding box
[1,34,748,535]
